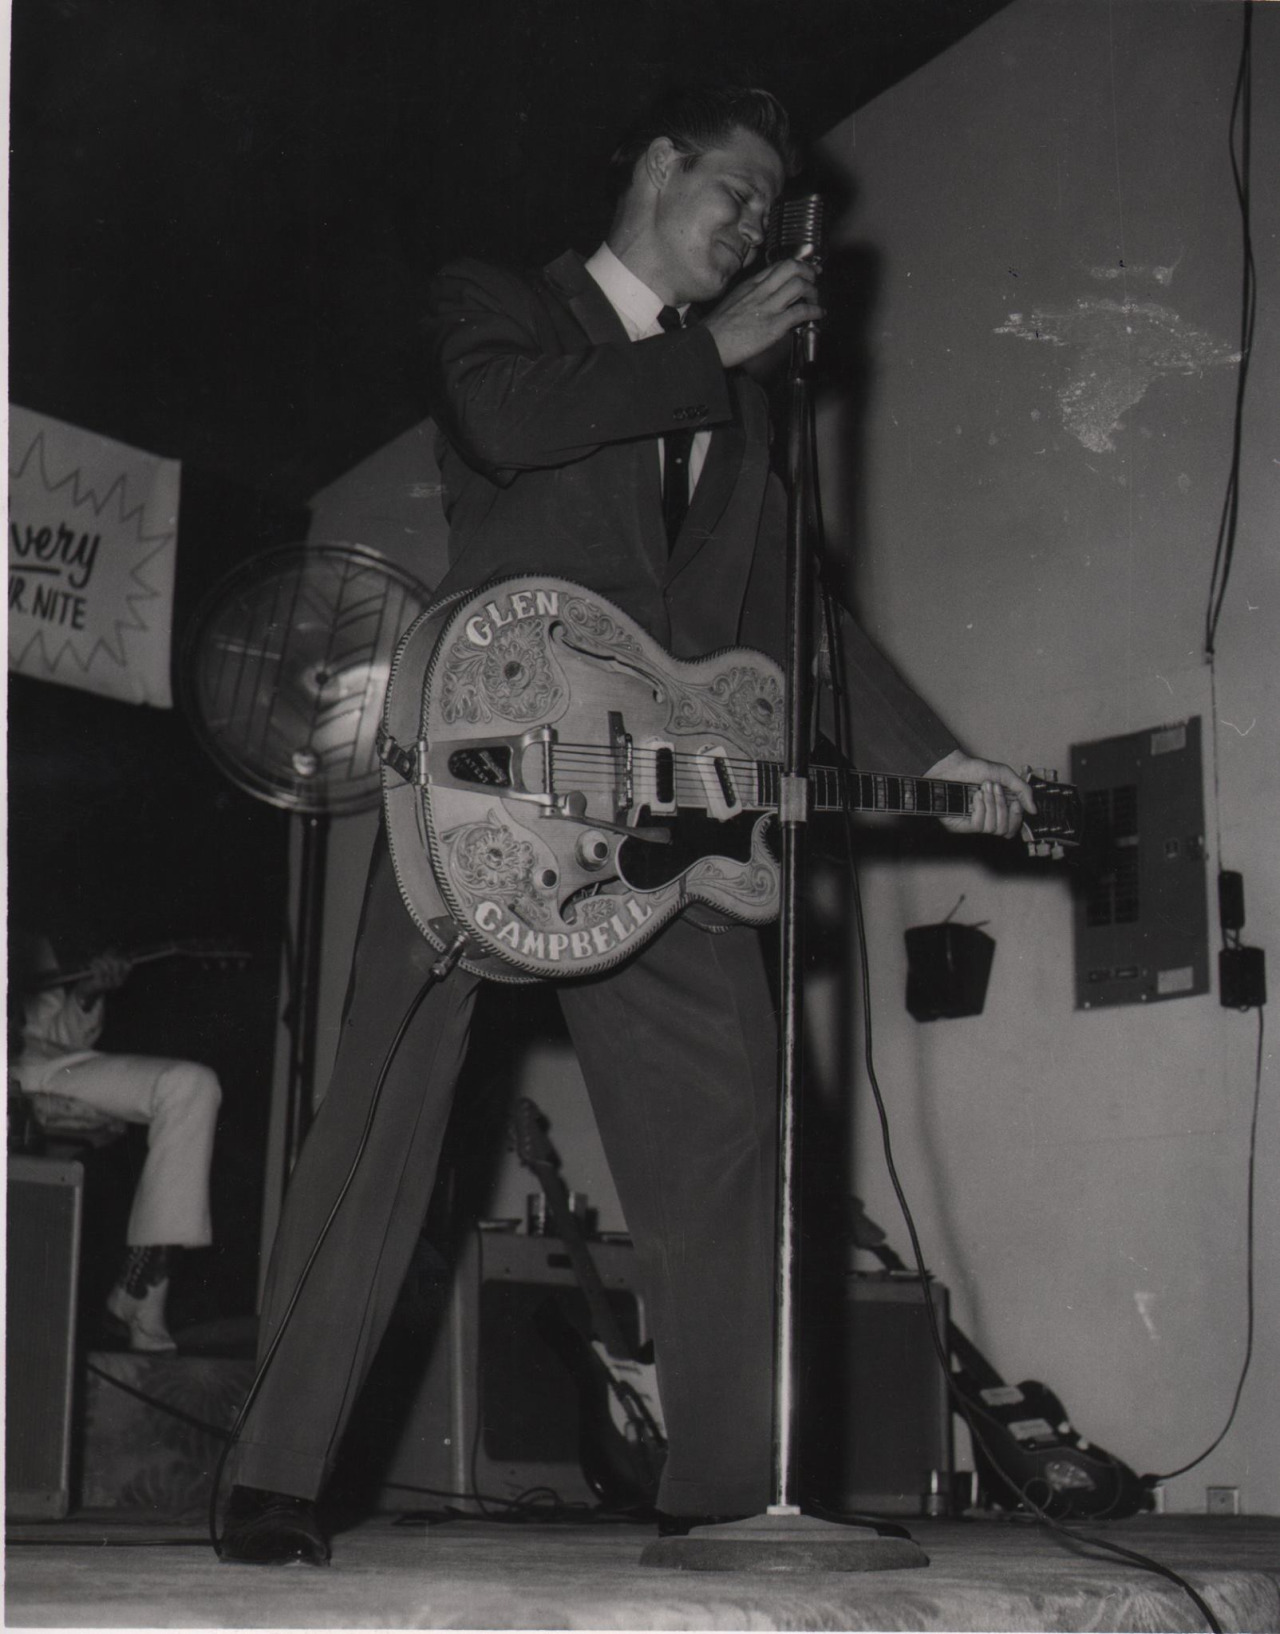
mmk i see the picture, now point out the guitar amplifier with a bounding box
[339,1228,648,1512]
[803,1273,952,1516]
[6,1156,84,1519]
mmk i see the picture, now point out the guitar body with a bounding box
[511,1097,668,1514]
[382,575,784,981]
[381,574,1082,982]
[948,1328,1152,1520]
[532,1303,666,1514]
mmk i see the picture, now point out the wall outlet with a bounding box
[1206,1485,1240,1515]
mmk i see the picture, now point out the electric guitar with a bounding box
[850,1200,1152,1521]
[511,1097,666,1512]
[380,575,1083,983]
[947,1324,1153,1521]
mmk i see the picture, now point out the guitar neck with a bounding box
[26,944,173,995]
[530,1165,634,1360]
[753,763,972,822]
[25,942,249,994]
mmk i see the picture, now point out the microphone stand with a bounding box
[771,317,820,1520]
[642,317,928,1572]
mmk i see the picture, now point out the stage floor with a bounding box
[5,1512,1279,1630]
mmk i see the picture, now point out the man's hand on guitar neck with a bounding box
[923,749,1037,840]
[74,951,132,1004]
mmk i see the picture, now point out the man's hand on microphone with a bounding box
[703,259,822,369]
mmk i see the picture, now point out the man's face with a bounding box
[650,126,787,305]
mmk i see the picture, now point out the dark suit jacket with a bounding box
[423,250,957,774]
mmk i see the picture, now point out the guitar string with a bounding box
[535,750,1070,829]
[548,761,949,800]
[541,770,966,815]
[543,748,975,811]
[549,745,986,794]
[538,745,1068,809]
[548,741,968,787]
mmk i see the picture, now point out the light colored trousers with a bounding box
[29,1054,220,1246]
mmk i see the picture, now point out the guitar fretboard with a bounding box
[754,763,971,820]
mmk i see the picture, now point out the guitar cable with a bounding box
[1146,1004,1263,1486]
[207,926,471,1558]
[814,521,1224,1631]
[1154,0,1263,1498]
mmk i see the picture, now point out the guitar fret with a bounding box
[813,765,838,810]
[755,764,978,822]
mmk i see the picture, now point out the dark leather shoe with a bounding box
[220,1485,330,1566]
[656,1511,749,1537]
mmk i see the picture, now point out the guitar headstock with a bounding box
[511,1096,558,1176]
[1022,770,1084,859]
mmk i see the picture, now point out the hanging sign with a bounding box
[8,405,180,707]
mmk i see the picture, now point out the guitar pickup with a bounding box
[694,746,741,821]
[633,740,677,815]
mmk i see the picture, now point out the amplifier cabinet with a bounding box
[6,1156,84,1519]
[356,1229,647,1512]
[804,1273,952,1517]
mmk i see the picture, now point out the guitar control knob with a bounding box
[575,831,612,870]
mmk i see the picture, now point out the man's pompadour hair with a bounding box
[609,84,800,196]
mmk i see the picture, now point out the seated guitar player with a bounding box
[10,930,222,1354]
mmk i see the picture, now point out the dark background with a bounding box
[9,0,1013,502]
[8,0,1012,1327]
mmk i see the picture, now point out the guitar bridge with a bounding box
[608,711,633,823]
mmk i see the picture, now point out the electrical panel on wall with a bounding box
[1071,718,1209,1010]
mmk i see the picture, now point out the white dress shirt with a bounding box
[583,242,712,495]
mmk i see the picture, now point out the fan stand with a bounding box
[281,812,328,1170]
[181,542,431,1193]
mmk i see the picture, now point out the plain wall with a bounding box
[817,0,1278,1514]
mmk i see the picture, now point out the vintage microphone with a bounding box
[766,192,826,364]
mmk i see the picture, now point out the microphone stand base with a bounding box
[638,1511,929,1573]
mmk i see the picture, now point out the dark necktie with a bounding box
[657,305,694,547]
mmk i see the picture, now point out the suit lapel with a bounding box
[542,251,669,576]
[542,250,629,347]
[542,252,754,583]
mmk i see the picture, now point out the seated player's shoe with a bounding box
[105,1278,177,1353]
[220,1485,330,1566]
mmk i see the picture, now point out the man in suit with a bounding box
[221,85,1032,1565]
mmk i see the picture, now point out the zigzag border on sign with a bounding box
[8,429,177,678]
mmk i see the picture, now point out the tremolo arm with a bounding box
[435,725,670,843]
